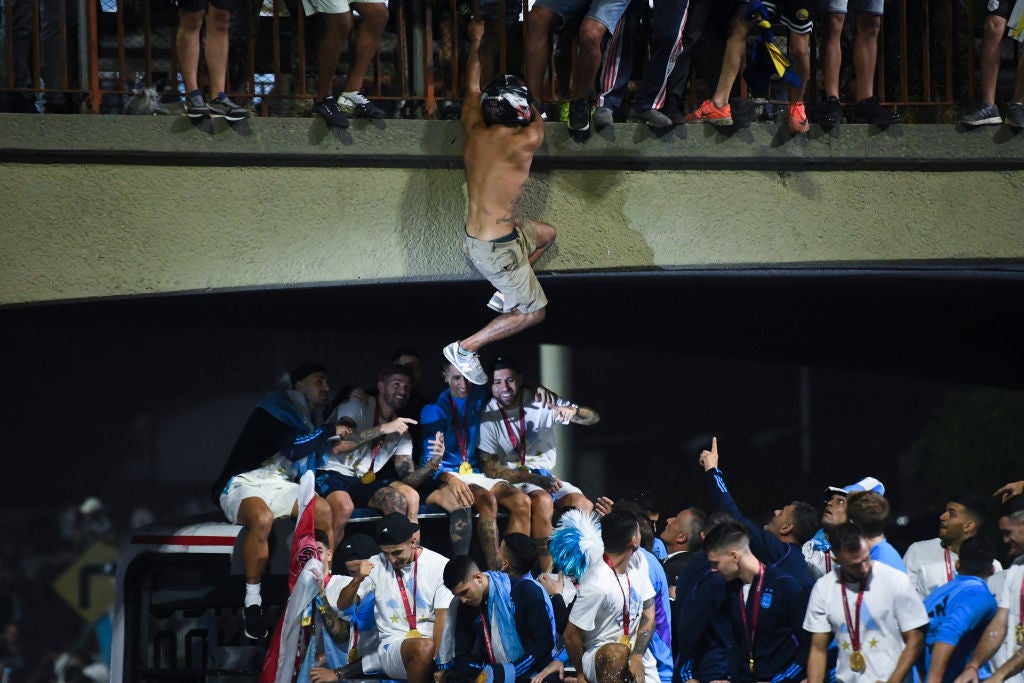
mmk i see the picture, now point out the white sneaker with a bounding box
[442,342,488,385]
[486,291,505,312]
[338,91,386,119]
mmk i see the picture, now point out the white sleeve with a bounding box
[902,543,926,599]
[356,560,382,600]
[333,398,365,425]
[396,432,412,456]
[892,574,930,632]
[569,575,604,632]
[477,416,502,455]
[997,566,1024,610]
[637,566,656,603]
[802,578,834,634]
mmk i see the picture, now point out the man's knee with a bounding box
[402,636,436,664]
[505,489,532,516]
[526,6,556,40]
[984,14,1007,41]
[328,491,356,517]
[474,488,499,517]
[827,12,845,35]
[205,6,230,31]
[562,493,592,512]
[313,495,333,528]
[369,486,408,514]
[856,12,881,38]
[531,491,554,518]
[577,18,607,50]
[178,10,205,32]
[238,500,275,537]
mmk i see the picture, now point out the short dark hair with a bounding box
[615,499,654,551]
[846,491,889,536]
[999,495,1024,523]
[702,520,750,554]
[958,536,996,576]
[290,362,327,387]
[502,533,539,576]
[949,492,988,527]
[315,529,330,548]
[826,522,866,554]
[489,355,521,375]
[377,363,414,384]
[602,509,641,553]
[628,490,659,516]
[443,555,480,590]
[704,510,737,536]
[789,501,820,545]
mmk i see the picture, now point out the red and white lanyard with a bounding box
[499,405,527,468]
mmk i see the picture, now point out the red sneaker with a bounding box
[788,101,809,134]
[684,99,733,126]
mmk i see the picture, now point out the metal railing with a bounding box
[0,0,1020,120]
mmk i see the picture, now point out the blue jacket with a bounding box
[920,575,997,683]
[419,385,491,476]
[673,552,736,683]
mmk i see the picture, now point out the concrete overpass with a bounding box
[1,113,1023,308]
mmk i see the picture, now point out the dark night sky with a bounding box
[2,268,1022,549]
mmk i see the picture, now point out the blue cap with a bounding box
[824,476,885,501]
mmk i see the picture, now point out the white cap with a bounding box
[79,496,103,515]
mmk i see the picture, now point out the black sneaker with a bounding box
[339,91,386,119]
[848,97,899,126]
[208,95,249,121]
[183,91,210,119]
[313,96,351,128]
[822,96,842,128]
[661,96,686,125]
[243,604,268,639]
[568,97,591,134]
[1004,102,1024,129]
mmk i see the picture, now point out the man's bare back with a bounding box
[462,112,544,242]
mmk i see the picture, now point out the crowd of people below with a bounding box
[212,345,1024,683]
[2,0,1022,128]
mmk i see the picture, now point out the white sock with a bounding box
[244,583,262,608]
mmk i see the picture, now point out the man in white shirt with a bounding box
[903,492,1000,599]
[564,509,658,683]
[804,522,928,683]
[477,355,598,558]
[316,365,423,540]
[952,496,1024,683]
[803,477,885,581]
[336,513,454,683]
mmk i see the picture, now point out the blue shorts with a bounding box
[750,0,815,33]
[534,0,631,33]
[315,469,396,508]
[821,0,884,15]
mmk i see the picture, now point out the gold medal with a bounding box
[519,465,530,472]
[458,462,473,475]
[301,614,312,627]
[348,647,358,661]
[406,629,423,639]
[1016,624,1024,646]
[360,470,376,485]
[749,658,755,673]
[849,650,866,673]
[619,634,631,647]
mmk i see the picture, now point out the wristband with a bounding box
[965,664,979,672]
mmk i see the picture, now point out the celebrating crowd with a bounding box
[210,348,1024,683]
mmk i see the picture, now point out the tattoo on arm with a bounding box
[631,599,655,655]
[479,450,528,483]
[401,455,439,488]
[343,426,384,446]
[318,592,350,642]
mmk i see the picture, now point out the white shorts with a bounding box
[582,647,658,683]
[378,637,412,679]
[515,480,584,500]
[454,472,509,491]
[301,0,385,16]
[219,471,298,524]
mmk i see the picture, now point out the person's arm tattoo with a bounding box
[631,599,655,655]
[479,449,528,483]
[318,591,350,642]
[571,406,600,426]
[399,453,440,488]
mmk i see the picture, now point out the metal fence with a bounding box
[0,0,1020,120]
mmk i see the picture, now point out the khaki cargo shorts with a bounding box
[462,223,548,314]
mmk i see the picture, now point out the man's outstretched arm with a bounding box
[462,19,485,130]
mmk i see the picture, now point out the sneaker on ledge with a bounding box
[339,91,386,119]
[442,342,487,385]
[849,97,900,126]
[183,91,210,119]
[628,106,674,128]
[1006,102,1024,129]
[568,97,592,134]
[960,102,1002,127]
[822,96,842,128]
[592,106,614,129]
[684,99,732,125]
[243,604,268,640]
[313,96,351,128]
[788,101,809,134]
[208,95,249,121]
[662,96,686,125]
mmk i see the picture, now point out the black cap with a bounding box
[290,362,327,386]
[376,513,419,546]
[337,533,380,563]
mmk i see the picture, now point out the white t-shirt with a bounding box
[326,574,381,663]
[322,397,412,478]
[903,537,1003,599]
[803,537,833,581]
[570,551,656,653]
[356,548,453,643]
[803,562,930,683]
[478,398,561,471]
[994,565,1024,683]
